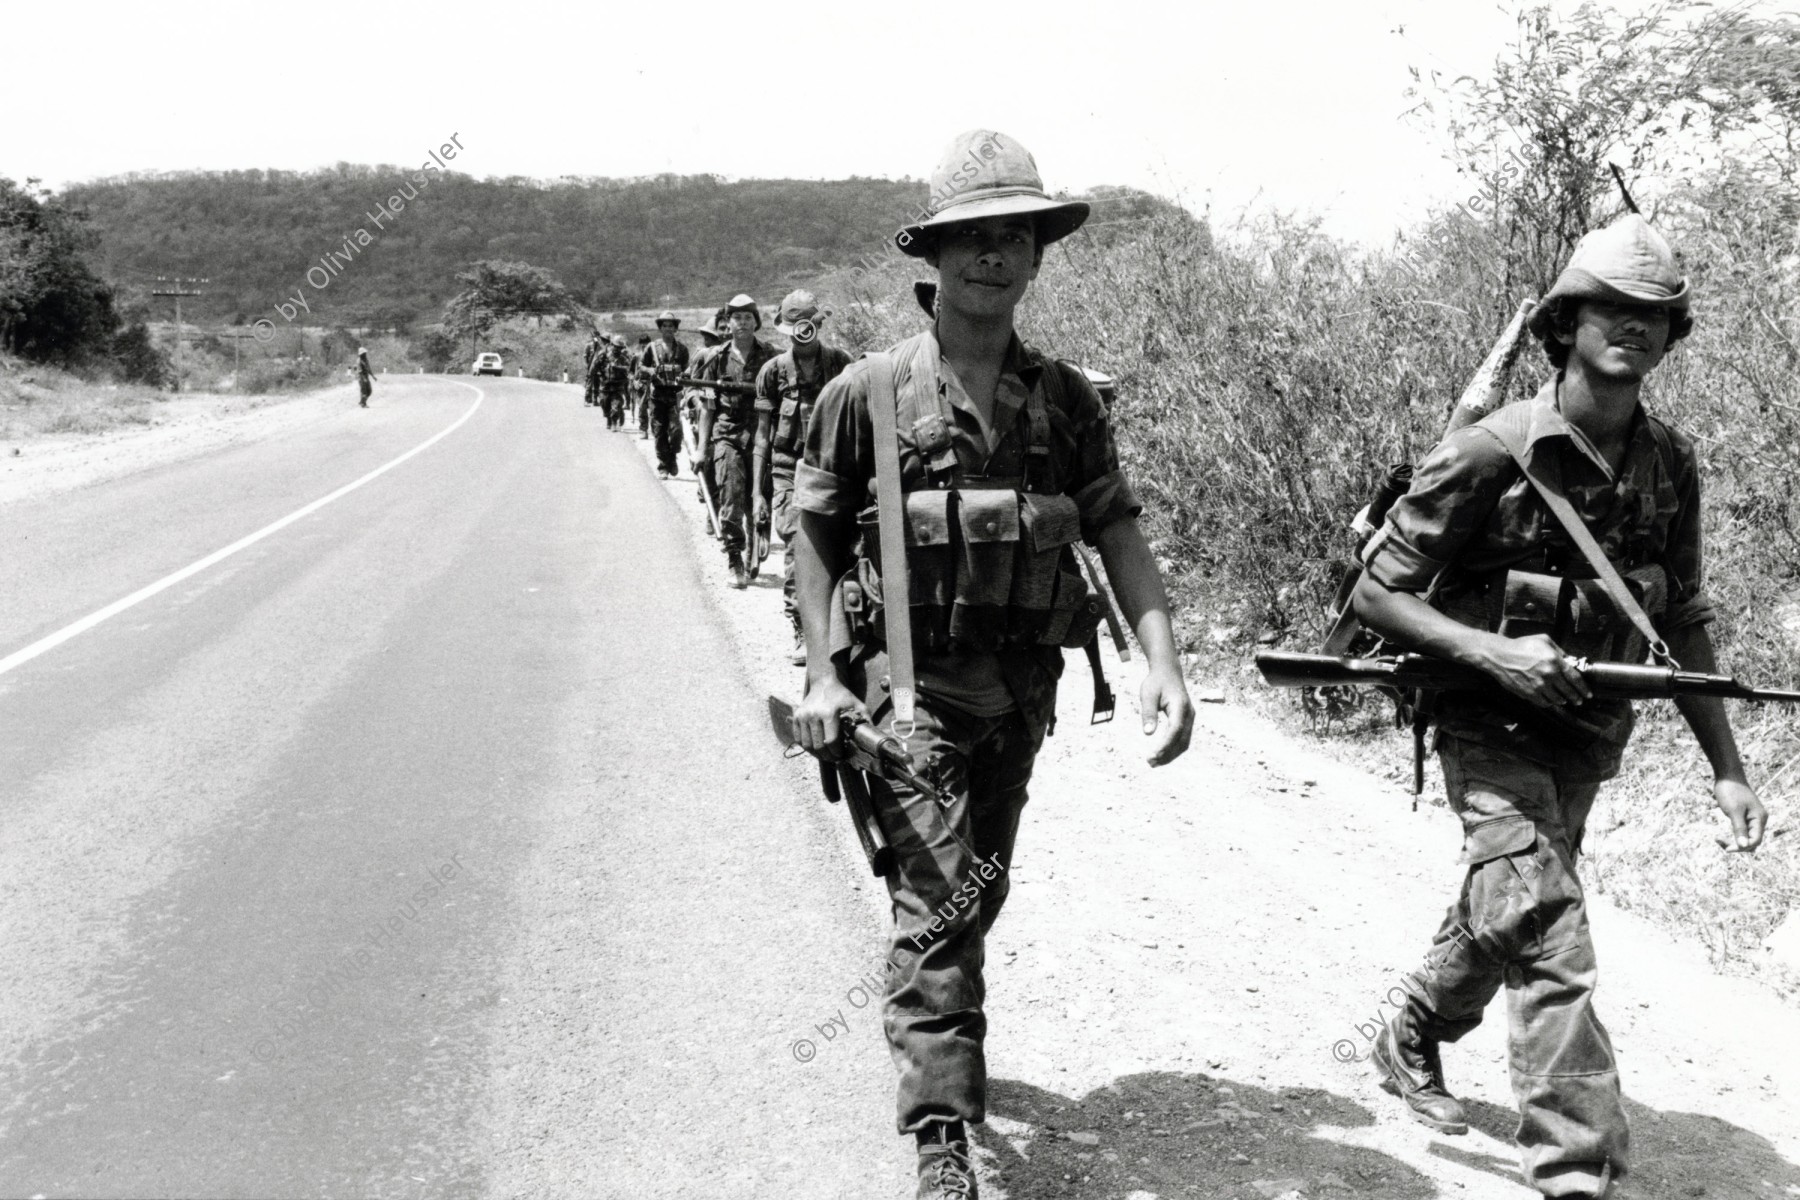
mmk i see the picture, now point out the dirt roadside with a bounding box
[0,379,369,507]
[634,424,1800,1200]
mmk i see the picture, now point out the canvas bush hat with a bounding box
[1528,214,1691,340]
[611,334,627,348]
[775,289,828,340]
[896,129,1090,257]
[655,310,680,327]
[725,293,761,330]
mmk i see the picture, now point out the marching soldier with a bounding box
[789,130,1194,1199]
[636,311,691,475]
[603,334,632,429]
[582,331,605,406]
[692,294,779,588]
[1353,215,1766,1198]
[584,335,608,411]
[754,289,853,664]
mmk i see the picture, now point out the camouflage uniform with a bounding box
[799,328,1137,1136]
[758,342,854,638]
[639,336,691,475]
[1363,377,1713,1195]
[693,335,779,562]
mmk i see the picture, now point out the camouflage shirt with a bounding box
[693,338,780,448]
[1364,376,1714,778]
[798,328,1139,731]
[756,345,855,488]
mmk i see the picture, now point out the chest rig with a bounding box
[836,340,1104,665]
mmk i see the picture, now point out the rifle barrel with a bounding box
[1255,650,1800,704]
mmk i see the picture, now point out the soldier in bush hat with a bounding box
[753,289,854,663]
[693,294,779,587]
[636,310,692,471]
[789,129,1194,1200]
[1354,212,1763,1198]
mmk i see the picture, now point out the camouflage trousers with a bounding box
[649,398,681,475]
[772,484,799,634]
[1404,734,1627,1197]
[710,438,770,557]
[861,693,1044,1134]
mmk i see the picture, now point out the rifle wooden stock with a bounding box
[1256,650,1800,704]
[1444,298,1535,436]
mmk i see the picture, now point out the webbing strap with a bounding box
[867,352,917,733]
[1485,422,1676,667]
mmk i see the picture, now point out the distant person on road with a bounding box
[1352,214,1766,1198]
[789,130,1194,1200]
[354,346,374,408]
[754,289,852,665]
[584,336,608,410]
[691,294,779,588]
[636,312,690,475]
[632,334,653,431]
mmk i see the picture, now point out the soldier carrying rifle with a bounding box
[691,294,779,588]
[636,311,690,474]
[789,130,1194,1200]
[1351,214,1767,1198]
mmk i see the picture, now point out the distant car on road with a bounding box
[472,353,503,376]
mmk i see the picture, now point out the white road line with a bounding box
[0,383,487,679]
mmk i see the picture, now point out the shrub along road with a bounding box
[0,377,1793,1198]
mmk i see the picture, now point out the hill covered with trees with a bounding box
[61,168,1179,331]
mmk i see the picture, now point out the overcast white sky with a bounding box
[6,0,1679,246]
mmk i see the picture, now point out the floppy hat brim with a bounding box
[896,192,1091,257]
[1527,269,1691,339]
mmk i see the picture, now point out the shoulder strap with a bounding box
[1483,420,1677,667]
[866,352,917,734]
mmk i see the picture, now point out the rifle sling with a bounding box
[1484,421,1675,667]
[866,352,918,733]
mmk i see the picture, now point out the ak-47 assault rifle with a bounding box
[767,696,945,877]
[1257,650,1800,705]
[676,375,758,397]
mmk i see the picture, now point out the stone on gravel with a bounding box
[1249,1181,1308,1199]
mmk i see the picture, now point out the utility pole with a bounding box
[151,277,207,391]
[219,329,254,381]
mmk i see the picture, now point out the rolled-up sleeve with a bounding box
[1364,427,1511,593]
[797,369,869,518]
[1057,365,1143,542]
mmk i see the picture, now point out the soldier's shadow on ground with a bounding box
[980,1072,1437,1198]
[980,1074,1800,1198]
[1443,1095,1800,1199]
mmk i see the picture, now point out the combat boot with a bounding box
[728,551,749,589]
[916,1123,977,1200]
[1371,998,1468,1135]
[789,631,807,666]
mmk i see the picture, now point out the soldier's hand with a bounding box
[1715,778,1766,852]
[793,678,863,760]
[1140,663,1194,766]
[753,494,768,527]
[1479,633,1591,710]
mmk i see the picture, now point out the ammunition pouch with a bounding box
[1440,561,1670,665]
[844,486,1099,657]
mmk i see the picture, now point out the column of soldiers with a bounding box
[588,128,1767,1200]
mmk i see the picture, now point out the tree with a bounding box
[0,177,120,365]
[440,259,574,342]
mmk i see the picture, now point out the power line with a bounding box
[150,276,207,391]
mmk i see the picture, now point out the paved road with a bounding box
[0,378,904,1198]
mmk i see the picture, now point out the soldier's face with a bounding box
[1564,300,1670,382]
[657,322,678,341]
[931,216,1040,319]
[730,311,757,336]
